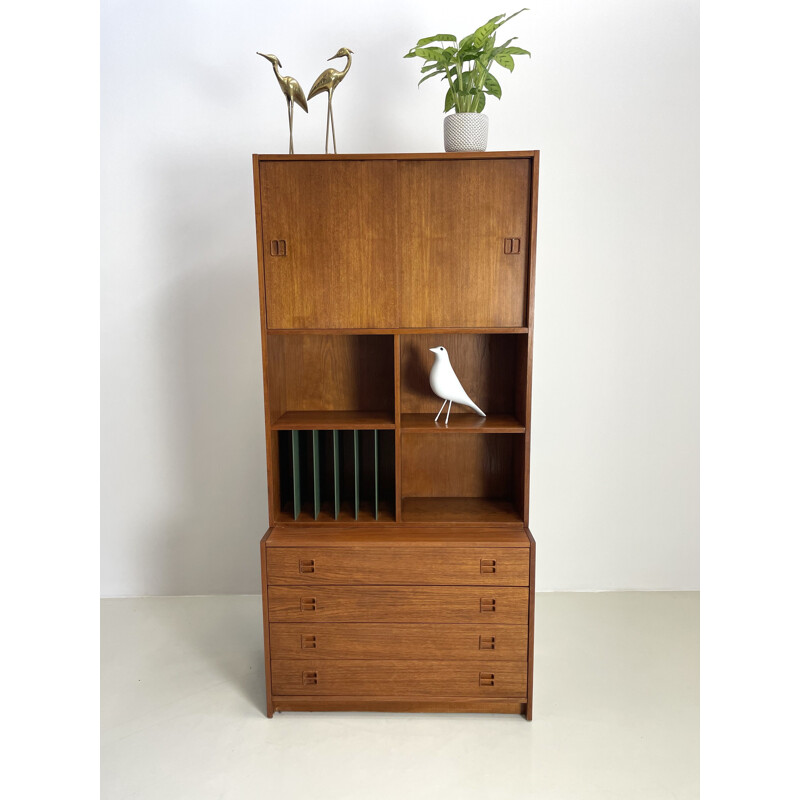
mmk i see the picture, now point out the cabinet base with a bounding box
[270,696,528,717]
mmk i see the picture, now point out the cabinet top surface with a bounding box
[264,526,532,547]
[254,151,538,162]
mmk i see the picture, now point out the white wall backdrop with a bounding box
[101,0,699,595]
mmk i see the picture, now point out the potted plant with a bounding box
[403,8,531,152]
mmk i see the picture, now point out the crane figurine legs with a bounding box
[435,399,447,422]
[286,99,294,154]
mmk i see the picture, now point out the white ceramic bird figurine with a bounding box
[428,346,486,424]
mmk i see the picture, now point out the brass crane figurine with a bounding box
[308,47,354,154]
[257,52,308,154]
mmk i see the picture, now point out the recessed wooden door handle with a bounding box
[480,598,497,613]
[503,237,521,255]
[299,559,315,574]
[479,672,495,687]
[300,597,316,612]
[480,559,497,574]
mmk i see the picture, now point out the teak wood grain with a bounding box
[271,659,528,697]
[266,334,394,421]
[265,526,531,547]
[260,160,399,329]
[267,545,529,585]
[397,159,530,327]
[268,586,529,624]
[270,623,529,661]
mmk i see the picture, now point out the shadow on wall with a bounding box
[148,154,268,596]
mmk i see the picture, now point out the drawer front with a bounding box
[272,659,528,697]
[267,546,529,586]
[268,586,529,624]
[270,623,528,661]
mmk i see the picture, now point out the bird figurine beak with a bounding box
[429,348,438,353]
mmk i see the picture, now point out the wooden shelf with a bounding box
[401,497,522,523]
[401,413,525,433]
[272,411,395,430]
[267,327,528,335]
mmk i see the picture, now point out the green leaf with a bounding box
[444,87,455,113]
[420,62,440,73]
[416,33,457,46]
[484,72,502,98]
[473,14,505,47]
[475,91,486,112]
[411,46,445,62]
[505,46,531,56]
[495,53,514,71]
[459,33,474,49]
[418,71,443,86]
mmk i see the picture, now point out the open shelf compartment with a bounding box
[399,332,528,432]
[268,334,395,429]
[400,432,526,523]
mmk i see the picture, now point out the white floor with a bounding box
[101,592,698,799]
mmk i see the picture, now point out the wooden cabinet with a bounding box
[253,152,540,719]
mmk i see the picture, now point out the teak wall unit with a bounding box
[254,151,539,718]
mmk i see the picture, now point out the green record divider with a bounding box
[281,427,392,521]
[353,430,360,521]
[373,429,379,520]
[311,430,321,520]
[332,430,340,520]
[291,430,301,520]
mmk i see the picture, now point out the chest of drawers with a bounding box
[261,527,535,717]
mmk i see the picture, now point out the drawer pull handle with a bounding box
[503,237,521,255]
[480,598,496,613]
[479,635,496,650]
[480,559,497,574]
[300,597,317,612]
[479,672,496,687]
[302,670,318,686]
[270,239,287,256]
[301,634,317,649]
[299,559,316,574]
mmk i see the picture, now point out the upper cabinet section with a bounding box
[258,160,398,329]
[254,154,536,330]
[397,158,531,328]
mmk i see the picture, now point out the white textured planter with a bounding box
[443,112,489,152]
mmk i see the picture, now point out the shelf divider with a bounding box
[291,430,301,520]
[353,430,360,521]
[332,430,340,520]
[373,430,379,520]
[311,430,320,520]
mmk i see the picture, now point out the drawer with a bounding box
[272,659,528,697]
[267,546,529,586]
[270,623,528,661]
[268,586,528,624]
